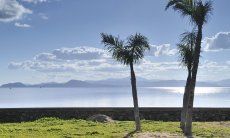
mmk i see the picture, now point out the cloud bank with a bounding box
[148,44,177,56]
[203,32,230,51]
[34,47,110,61]
[14,22,31,28]
[38,13,48,20]
[0,0,32,22]
[8,46,181,80]
[8,45,229,81]
[21,0,48,4]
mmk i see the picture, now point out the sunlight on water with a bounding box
[153,87,225,95]
[0,87,229,108]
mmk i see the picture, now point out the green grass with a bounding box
[0,118,229,137]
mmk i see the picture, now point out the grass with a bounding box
[0,118,229,137]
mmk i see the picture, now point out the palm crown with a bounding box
[165,0,213,26]
[101,33,150,65]
[177,31,197,70]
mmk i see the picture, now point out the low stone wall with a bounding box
[0,108,229,123]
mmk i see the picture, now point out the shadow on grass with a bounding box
[124,130,138,138]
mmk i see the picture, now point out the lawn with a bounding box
[0,118,229,137]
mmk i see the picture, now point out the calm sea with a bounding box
[0,87,229,108]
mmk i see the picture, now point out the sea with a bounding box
[0,87,229,108]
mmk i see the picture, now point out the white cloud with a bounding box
[9,46,114,72]
[38,13,48,20]
[203,32,230,51]
[10,46,228,81]
[200,60,218,68]
[8,46,181,80]
[199,60,230,72]
[9,61,76,72]
[0,0,32,22]
[51,46,110,61]
[8,62,23,69]
[34,53,56,61]
[21,0,47,4]
[147,44,177,56]
[198,60,230,81]
[26,46,110,62]
[22,0,60,4]
[14,22,31,28]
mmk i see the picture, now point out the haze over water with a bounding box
[0,87,229,108]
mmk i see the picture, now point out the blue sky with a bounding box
[0,0,230,84]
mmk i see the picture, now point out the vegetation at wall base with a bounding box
[0,118,229,137]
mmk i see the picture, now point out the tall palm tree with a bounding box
[177,31,196,132]
[166,0,213,136]
[101,33,150,131]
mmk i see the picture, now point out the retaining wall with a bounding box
[0,108,229,123]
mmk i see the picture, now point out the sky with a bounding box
[0,0,230,85]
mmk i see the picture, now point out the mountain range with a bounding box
[1,77,230,88]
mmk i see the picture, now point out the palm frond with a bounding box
[177,44,193,69]
[166,0,194,23]
[101,33,126,64]
[101,33,150,65]
[177,30,196,70]
[166,0,213,26]
[192,0,213,25]
[165,0,182,10]
[180,30,197,45]
[127,33,150,63]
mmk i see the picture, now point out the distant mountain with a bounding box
[32,80,93,88]
[89,77,220,87]
[63,80,91,87]
[0,78,229,88]
[1,80,95,88]
[215,79,230,87]
[1,82,27,88]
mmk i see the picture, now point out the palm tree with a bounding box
[177,31,196,132]
[101,33,150,132]
[166,0,213,136]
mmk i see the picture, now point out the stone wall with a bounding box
[0,108,229,123]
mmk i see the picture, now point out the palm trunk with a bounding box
[180,69,191,132]
[185,25,203,136]
[130,62,141,131]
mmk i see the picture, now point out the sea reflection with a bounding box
[145,87,226,95]
[0,87,229,108]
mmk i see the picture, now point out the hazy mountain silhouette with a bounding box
[1,80,93,88]
[1,82,27,88]
[89,77,220,87]
[1,78,228,88]
[216,79,230,87]
[33,80,92,87]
